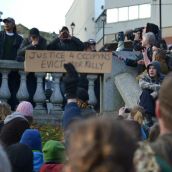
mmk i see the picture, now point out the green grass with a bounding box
[32,123,64,146]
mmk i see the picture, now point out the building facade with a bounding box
[66,0,172,50]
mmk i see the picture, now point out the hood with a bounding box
[20,129,42,151]
[147,61,161,76]
[33,151,43,172]
[4,112,28,124]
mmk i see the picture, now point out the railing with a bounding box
[0,60,99,121]
[0,56,140,122]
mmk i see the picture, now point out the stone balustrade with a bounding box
[0,60,98,122]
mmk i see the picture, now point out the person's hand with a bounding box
[31,36,39,46]
[63,63,79,99]
[134,32,141,40]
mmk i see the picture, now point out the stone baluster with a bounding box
[87,75,97,106]
[33,72,46,115]
[16,71,29,102]
[50,73,63,115]
[0,70,11,102]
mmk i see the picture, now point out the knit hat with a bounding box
[77,87,89,102]
[6,143,33,172]
[43,140,65,163]
[20,129,42,151]
[62,102,82,130]
[16,101,33,117]
[29,28,39,37]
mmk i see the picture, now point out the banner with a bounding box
[25,50,112,73]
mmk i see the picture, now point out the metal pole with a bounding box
[103,20,105,46]
[71,28,74,36]
[159,0,162,38]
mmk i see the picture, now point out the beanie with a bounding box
[43,140,65,163]
[20,129,42,151]
[6,143,33,172]
[29,28,39,37]
[16,101,33,117]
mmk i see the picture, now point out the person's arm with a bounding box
[142,48,151,67]
[17,38,33,61]
[139,76,160,91]
[71,36,84,51]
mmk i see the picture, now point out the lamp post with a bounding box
[101,12,106,47]
[70,22,75,36]
[159,0,162,38]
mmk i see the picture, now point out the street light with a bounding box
[101,12,106,47]
[70,22,75,36]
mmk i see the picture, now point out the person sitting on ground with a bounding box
[16,101,33,126]
[0,102,11,131]
[20,129,43,172]
[40,140,65,172]
[6,143,33,172]
[139,61,164,126]
[64,117,137,172]
[0,112,30,147]
[134,72,172,172]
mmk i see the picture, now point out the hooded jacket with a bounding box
[0,113,30,147]
[139,61,164,92]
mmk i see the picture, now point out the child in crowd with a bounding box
[0,112,29,147]
[20,129,43,172]
[16,101,34,126]
[40,140,65,172]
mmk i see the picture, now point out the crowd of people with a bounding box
[0,16,172,172]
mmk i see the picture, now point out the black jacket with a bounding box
[17,36,47,61]
[0,31,23,60]
[47,36,84,51]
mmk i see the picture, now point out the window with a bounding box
[129,5,139,20]
[107,8,118,23]
[119,7,128,21]
[139,4,151,18]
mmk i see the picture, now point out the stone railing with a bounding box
[0,57,141,121]
[0,60,99,123]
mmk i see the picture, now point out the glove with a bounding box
[63,63,79,99]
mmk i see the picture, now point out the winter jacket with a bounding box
[0,113,30,147]
[17,36,47,61]
[33,151,44,172]
[47,36,84,51]
[40,163,64,172]
[0,31,23,60]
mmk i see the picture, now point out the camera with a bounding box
[115,31,125,42]
[125,27,144,41]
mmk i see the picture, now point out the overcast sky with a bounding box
[0,0,74,33]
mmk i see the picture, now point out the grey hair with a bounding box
[143,32,156,46]
[0,144,11,172]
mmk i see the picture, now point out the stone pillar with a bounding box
[33,72,46,115]
[50,73,63,115]
[87,75,97,106]
[16,71,29,102]
[0,70,11,102]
